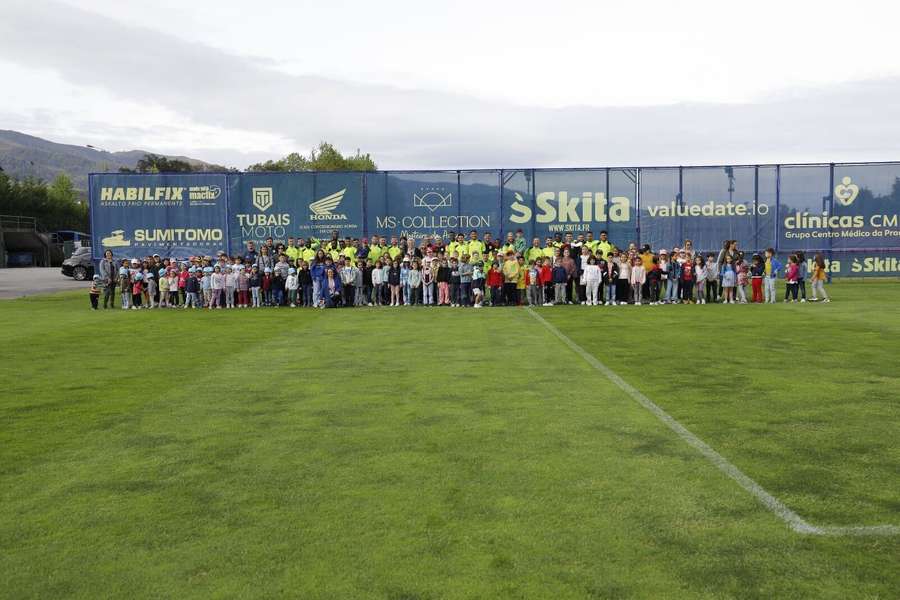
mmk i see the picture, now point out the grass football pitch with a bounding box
[1,281,898,599]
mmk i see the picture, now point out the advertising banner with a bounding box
[87,165,900,277]
[89,173,228,259]
[227,172,364,251]
[504,169,634,243]
[798,251,900,278]
[366,171,499,242]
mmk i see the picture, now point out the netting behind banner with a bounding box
[89,162,900,276]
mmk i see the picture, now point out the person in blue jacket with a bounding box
[322,267,343,308]
[310,255,327,306]
[764,247,782,304]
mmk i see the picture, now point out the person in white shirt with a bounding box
[629,257,646,305]
[582,256,602,305]
[285,267,299,307]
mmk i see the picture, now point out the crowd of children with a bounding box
[89,231,832,310]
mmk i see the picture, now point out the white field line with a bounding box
[525,307,900,537]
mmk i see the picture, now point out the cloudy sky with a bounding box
[2,0,900,169]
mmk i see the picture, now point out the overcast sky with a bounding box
[2,0,900,169]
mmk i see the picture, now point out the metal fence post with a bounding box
[753,166,759,251]
[635,168,641,246]
[827,163,835,283]
[362,172,368,239]
[775,165,781,254]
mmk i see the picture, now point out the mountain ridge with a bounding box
[0,129,220,191]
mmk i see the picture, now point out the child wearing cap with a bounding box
[262,267,273,306]
[184,268,200,308]
[201,267,213,307]
[131,272,144,309]
[89,275,102,310]
[145,272,158,309]
[286,267,299,307]
[158,268,169,308]
[118,264,131,310]
[471,261,484,308]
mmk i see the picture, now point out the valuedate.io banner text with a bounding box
[89,165,900,276]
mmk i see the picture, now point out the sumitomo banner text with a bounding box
[88,164,900,278]
[228,172,364,250]
[90,173,228,258]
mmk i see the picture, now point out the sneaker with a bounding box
[800,298,806,303]
[368,303,373,307]
[290,303,296,308]
[824,298,831,303]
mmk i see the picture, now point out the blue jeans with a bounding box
[605,282,616,303]
[459,282,471,306]
[302,284,313,306]
[312,279,321,306]
[665,278,678,302]
[273,288,284,306]
[403,281,411,305]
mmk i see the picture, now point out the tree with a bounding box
[247,142,377,172]
[118,153,235,174]
[48,173,78,206]
[0,171,89,232]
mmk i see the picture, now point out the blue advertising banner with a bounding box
[504,169,634,242]
[227,172,364,251]
[89,173,228,259]
[797,251,900,277]
[366,171,499,242]
[87,164,900,277]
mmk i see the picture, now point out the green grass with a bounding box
[1,282,898,599]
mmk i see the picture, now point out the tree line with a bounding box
[0,168,88,232]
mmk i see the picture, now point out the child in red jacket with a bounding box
[539,258,553,306]
[486,261,504,306]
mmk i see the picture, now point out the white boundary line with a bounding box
[526,307,900,537]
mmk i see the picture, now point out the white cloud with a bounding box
[1,0,899,169]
